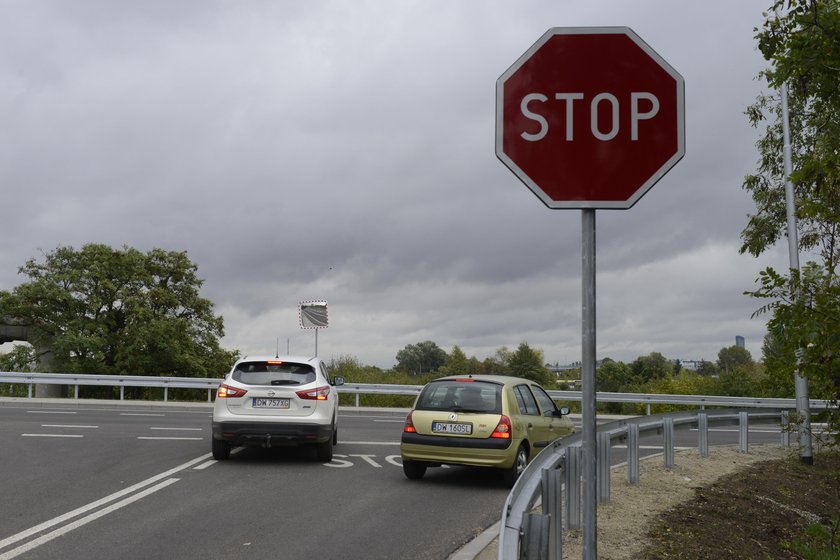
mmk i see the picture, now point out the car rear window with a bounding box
[415,381,501,414]
[232,361,316,386]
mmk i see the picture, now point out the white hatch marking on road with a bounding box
[0,479,180,560]
[41,425,98,429]
[137,437,203,441]
[0,453,211,554]
[21,434,83,438]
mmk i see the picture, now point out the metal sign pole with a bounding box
[581,208,597,559]
[781,83,813,464]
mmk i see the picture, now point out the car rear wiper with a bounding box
[270,380,300,386]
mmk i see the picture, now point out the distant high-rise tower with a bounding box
[736,336,745,349]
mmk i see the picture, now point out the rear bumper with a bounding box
[400,432,516,469]
[213,421,333,446]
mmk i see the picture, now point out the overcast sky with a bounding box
[0,1,790,370]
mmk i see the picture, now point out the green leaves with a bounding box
[3,244,237,377]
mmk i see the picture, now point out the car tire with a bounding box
[403,460,427,480]
[212,438,231,460]
[503,444,528,487]
[316,439,333,462]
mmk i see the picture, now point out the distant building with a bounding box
[735,336,745,349]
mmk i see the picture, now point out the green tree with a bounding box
[741,2,840,441]
[596,360,632,392]
[0,244,237,379]
[717,345,754,372]
[504,342,554,386]
[394,340,447,375]
[438,345,472,376]
[0,344,36,372]
[629,352,673,386]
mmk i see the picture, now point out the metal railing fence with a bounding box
[498,409,793,560]
[0,372,832,411]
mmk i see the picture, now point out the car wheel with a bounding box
[316,439,333,462]
[212,438,231,460]
[503,445,528,487]
[403,460,427,480]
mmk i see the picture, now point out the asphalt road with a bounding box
[0,401,783,560]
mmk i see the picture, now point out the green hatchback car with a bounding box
[400,375,575,486]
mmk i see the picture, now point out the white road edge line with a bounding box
[0,453,211,553]
[21,434,83,438]
[0,479,180,560]
[41,425,99,429]
[25,411,77,415]
[150,427,203,431]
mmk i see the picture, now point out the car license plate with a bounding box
[252,398,290,409]
[432,422,472,435]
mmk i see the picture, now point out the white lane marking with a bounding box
[193,460,217,470]
[41,425,98,429]
[0,453,211,552]
[26,411,76,415]
[150,427,202,431]
[120,413,165,417]
[137,437,203,441]
[373,419,406,423]
[21,434,83,438]
[0,479,180,560]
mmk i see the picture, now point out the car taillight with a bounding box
[296,386,331,400]
[491,415,512,439]
[403,411,416,433]
[217,384,248,399]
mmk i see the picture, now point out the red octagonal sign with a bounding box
[496,27,685,209]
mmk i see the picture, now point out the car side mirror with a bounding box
[553,407,571,417]
[332,376,345,387]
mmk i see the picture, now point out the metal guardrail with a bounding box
[497,409,793,560]
[0,372,833,410]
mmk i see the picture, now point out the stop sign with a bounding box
[496,27,685,209]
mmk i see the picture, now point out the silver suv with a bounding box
[211,355,344,461]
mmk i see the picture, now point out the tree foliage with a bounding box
[717,345,755,372]
[0,244,237,377]
[741,1,840,441]
[394,340,447,375]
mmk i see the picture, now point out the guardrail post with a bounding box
[646,402,651,416]
[355,393,360,407]
[541,467,563,560]
[28,383,33,398]
[164,386,169,402]
[564,446,582,530]
[207,388,212,403]
[74,384,79,399]
[597,432,611,503]
[698,412,709,458]
[120,386,125,401]
[627,423,640,485]
[781,410,790,447]
[663,417,675,469]
[521,513,550,560]
[739,411,749,453]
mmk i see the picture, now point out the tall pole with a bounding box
[581,209,597,559]
[780,83,813,464]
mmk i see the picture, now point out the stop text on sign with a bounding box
[520,91,660,142]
